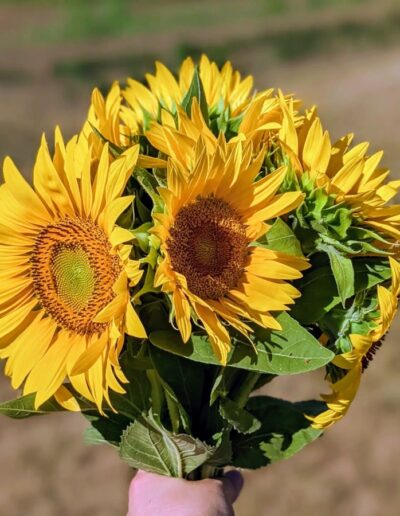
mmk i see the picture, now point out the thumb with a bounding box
[221,470,244,505]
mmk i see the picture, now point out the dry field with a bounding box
[0,2,399,515]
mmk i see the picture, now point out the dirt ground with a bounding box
[0,2,399,515]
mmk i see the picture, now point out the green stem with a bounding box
[165,390,181,434]
[230,371,262,408]
[199,465,223,479]
[146,370,164,420]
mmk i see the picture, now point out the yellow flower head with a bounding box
[152,135,308,364]
[0,129,146,412]
[309,257,400,429]
[83,82,140,152]
[124,55,253,124]
[85,58,300,168]
[280,106,400,242]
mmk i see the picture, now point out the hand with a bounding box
[127,469,244,516]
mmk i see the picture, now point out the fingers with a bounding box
[221,470,244,505]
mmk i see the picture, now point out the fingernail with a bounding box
[224,470,244,494]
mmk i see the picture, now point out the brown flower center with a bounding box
[31,217,122,334]
[167,196,249,300]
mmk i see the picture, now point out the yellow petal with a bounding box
[195,303,231,365]
[70,333,108,376]
[3,157,50,222]
[54,385,81,412]
[173,289,192,342]
[125,301,147,339]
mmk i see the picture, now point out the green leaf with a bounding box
[205,430,233,467]
[322,244,354,305]
[181,67,209,124]
[108,349,152,421]
[291,257,391,325]
[150,312,333,375]
[263,218,304,257]
[149,345,205,428]
[232,396,324,469]
[83,412,128,447]
[120,414,214,477]
[219,398,261,434]
[0,394,65,418]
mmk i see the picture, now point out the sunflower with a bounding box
[0,129,146,412]
[309,256,400,429]
[279,105,400,242]
[84,56,252,152]
[83,82,139,155]
[145,91,301,172]
[152,136,308,363]
[123,55,253,125]
[85,57,300,168]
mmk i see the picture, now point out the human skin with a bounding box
[127,469,244,516]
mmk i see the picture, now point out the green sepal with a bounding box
[320,244,355,306]
[258,217,304,257]
[181,67,209,125]
[133,167,164,213]
[320,292,379,353]
[88,123,125,158]
[131,222,152,253]
[132,265,159,303]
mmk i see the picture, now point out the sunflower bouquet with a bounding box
[1,56,399,480]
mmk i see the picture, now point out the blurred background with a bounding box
[0,0,399,514]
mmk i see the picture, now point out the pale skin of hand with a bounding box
[127,470,244,516]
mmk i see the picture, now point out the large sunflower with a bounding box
[152,136,308,363]
[279,105,400,241]
[309,257,400,429]
[0,130,146,412]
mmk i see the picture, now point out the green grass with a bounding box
[49,6,400,91]
[9,0,380,43]
[178,9,400,63]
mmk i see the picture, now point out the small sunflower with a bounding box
[86,58,299,167]
[123,55,253,125]
[152,136,308,364]
[145,92,300,172]
[83,82,139,154]
[279,106,400,242]
[0,130,146,412]
[84,56,252,151]
[309,257,400,429]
